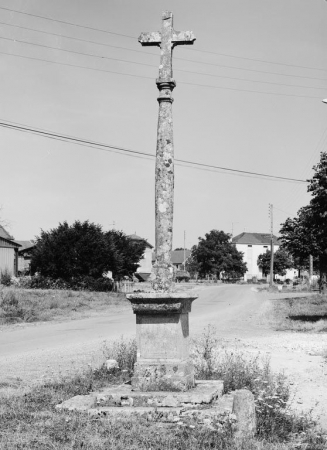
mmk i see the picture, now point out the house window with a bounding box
[248,245,252,247]
[263,246,268,248]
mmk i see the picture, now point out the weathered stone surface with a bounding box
[132,360,194,392]
[56,394,95,412]
[88,406,182,420]
[232,389,256,437]
[213,392,234,413]
[106,359,119,370]
[126,292,197,391]
[138,11,195,292]
[127,292,196,314]
[95,380,223,408]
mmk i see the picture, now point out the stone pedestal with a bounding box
[126,292,197,391]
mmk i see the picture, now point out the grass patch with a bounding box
[0,287,128,325]
[271,294,327,332]
[0,334,326,449]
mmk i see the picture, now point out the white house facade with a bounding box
[128,234,153,281]
[232,232,296,281]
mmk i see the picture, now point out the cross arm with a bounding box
[138,31,161,46]
[172,30,196,46]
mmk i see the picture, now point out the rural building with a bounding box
[152,249,191,272]
[0,225,21,276]
[232,232,297,281]
[17,241,35,274]
[171,249,191,271]
[128,234,153,281]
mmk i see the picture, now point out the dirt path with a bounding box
[0,285,326,429]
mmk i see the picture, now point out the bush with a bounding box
[102,337,137,375]
[28,275,114,292]
[0,268,12,286]
[0,290,24,322]
[191,325,318,442]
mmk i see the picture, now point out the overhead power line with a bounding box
[0,51,321,100]
[0,6,134,39]
[1,5,326,74]
[1,20,326,83]
[2,35,325,91]
[1,35,326,91]
[184,47,327,73]
[0,120,307,183]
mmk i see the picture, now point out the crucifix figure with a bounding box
[139,11,196,291]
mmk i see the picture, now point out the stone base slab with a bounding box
[96,380,223,408]
[56,380,224,412]
[56,382,256,436]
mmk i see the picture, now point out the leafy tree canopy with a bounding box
[280,152,327,284]
[257,248,293,277]
[31,220,145,281]
[191,230,247,279]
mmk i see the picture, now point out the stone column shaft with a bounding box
[152,81,175,291]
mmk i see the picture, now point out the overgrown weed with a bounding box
[191,325,323,444]
[271,294,327,332]
[0,288,128,325]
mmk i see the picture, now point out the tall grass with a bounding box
[271,294,327,332]
[0,288,128,325]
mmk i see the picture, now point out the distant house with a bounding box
[16,241,35,274]
[128,234,153,281]
[232,232,279,281]
[171,249,191,271]
[151,249,192,272]
[0,225,21,276]
[232,232,297,281]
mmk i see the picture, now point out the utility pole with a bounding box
[309,254,313,287]
[183,230,186,271]
[269,204,274,288]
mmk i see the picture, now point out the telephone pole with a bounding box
[183,230,186,271]
[269,204,274,288]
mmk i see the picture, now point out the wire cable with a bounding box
[1,5,326,74]
[1,21,326,83]
[1,35,325,91]
[0,119,307,183]
[183,46,327,73]
[0,50,322,100]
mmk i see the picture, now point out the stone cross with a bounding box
[126,12,197,393]
[139,11,196,292]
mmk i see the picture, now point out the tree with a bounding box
[106,230,146,279]
[257,248,293,277]
[185,248,200,279]
[280,151,327,289]
[31,220,145,281]
[191,230,247,279]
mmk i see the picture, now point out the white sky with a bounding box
[1,0,327,248]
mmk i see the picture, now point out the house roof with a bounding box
[232,232,280,246]
[171,249,191,265]
[16,240,35,251]
[0,225,14,240]
[17,241,35,255]
[0,237,21,248]
[127,234,153,249]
